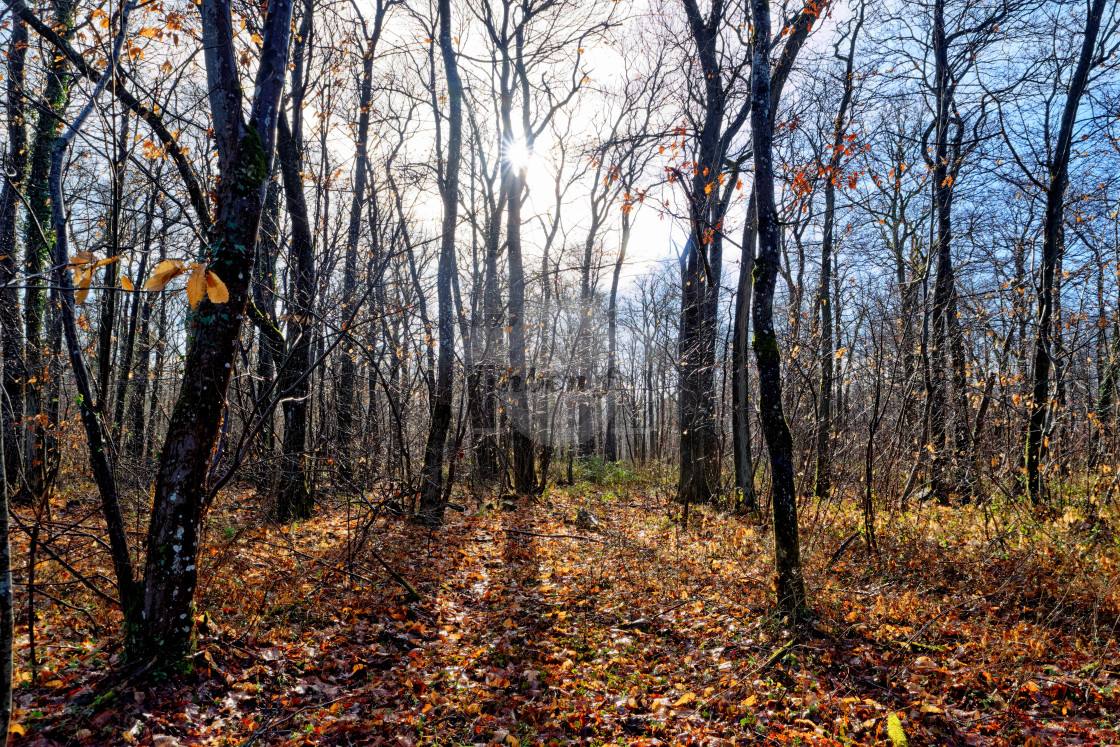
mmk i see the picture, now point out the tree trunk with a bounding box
[1025,0,1107,504]
[251,178,283,458]
[926,0,956,505]
[46,3,143,652]
[22,0,75,503]
[337,73,372,463]
[418,0,463,524]
[814,14,861,501]
[676,0,730,508]
[96,109,130,414]
[749,0,807,617]
[137,0,293,663]
[0,17,28,498]
[732,207,757,513]
[113,185,158,448]
[605,210,631,462]
[338,7,387,464]
[473,184,505,482]
[0,416,11,742]
[506,165,536,493]
[0,18,22,709]
[275,12,316,522]
[577,230,597,459]
[128,227,165,460]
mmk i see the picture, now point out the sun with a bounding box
[504,136,534,173]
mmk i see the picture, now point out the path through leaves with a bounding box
[9,479,1120,746]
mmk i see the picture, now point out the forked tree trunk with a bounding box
[749,0,807,617]
[138,0,293,663]
[418,0,464,524]
[676,0,730,509]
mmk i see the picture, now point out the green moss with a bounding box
[887,713,908,747]
[234,125,268,194]
[752,329,780,361]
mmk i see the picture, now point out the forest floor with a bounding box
[9,466,1120,746]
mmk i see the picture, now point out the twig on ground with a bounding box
[503,528,603,543]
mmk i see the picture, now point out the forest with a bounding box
[0,0,1116,743]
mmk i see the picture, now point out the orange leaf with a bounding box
[74,268,94,304]
[144,259,188,291]
[187,263,206,309]
[205,270,229,304]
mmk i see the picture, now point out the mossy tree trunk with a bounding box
[137,0,294,664]
[22,0,76,504]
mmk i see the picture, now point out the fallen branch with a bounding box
[239,694,352,747]
[758,641,797,674]
[827,531,863,569]
[503,528,603,543]
[369,548,422,602]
